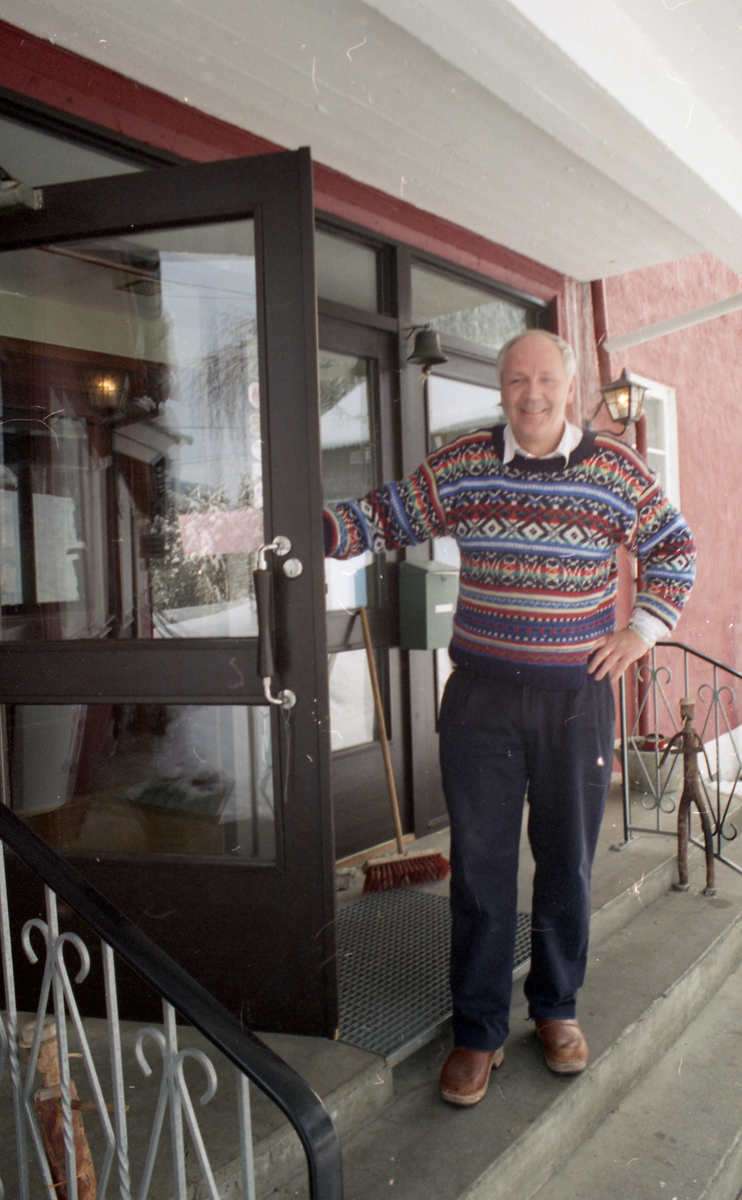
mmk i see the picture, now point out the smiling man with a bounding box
[323,329,696,1105]
[500,328,573,456]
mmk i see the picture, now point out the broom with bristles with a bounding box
[359,605,450,893]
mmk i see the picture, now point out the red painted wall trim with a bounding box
[312,164,563,301]
[0,21,281,162]
[0,18,564,304]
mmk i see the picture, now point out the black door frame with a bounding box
[319,315,410,857]
[0,149,339,1037]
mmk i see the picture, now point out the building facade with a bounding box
[0,12,738,1036]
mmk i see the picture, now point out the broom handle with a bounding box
[359,605,406,856]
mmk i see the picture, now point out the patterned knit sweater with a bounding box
[324,426,696,689]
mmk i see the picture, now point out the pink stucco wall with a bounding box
[603,253,742,676]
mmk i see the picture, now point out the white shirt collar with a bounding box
[502,420,584,465]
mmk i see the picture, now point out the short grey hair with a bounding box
[496,330,576,384]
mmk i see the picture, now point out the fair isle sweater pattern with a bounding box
[324,426,696,689]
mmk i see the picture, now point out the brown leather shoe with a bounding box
[440,1045,505,1106]
[534,1019,588,1075]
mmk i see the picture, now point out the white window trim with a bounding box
[630,373,681,509]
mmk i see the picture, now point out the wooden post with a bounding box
[20,1017,97,1200]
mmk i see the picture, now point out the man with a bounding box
[324,330,695,1105]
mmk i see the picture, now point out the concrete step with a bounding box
[531,966,742,1200]
[9,789,733,1200]
[194,1032,391,1199]
[181,793,742,1198]
[267,840,742,1200]
[164,789,696,1198]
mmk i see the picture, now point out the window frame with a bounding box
[631,373,681,508]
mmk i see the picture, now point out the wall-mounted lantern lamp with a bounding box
[85,369,130,414]
[591,368,647,428]
[407,325,448,380]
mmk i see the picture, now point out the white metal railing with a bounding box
[618,640,742,875]
[0,805,342,1200]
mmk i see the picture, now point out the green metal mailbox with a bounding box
[399,560,459,650]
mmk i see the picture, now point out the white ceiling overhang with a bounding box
[5,0,742,282]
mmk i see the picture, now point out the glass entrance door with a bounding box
[2,222,275,855]
[0,151,337,1036]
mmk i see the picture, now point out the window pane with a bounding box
[320,348,385,753]
[647,449,668,494]
[320,350,378,612]
[0,115,140,186]
[0,220,264,641]
[436,646,454,709]
[8,703,276,860]
[412,265,530,350]
[315,230,379,312]
[328,649,379,750]
[427,375,505,451]
[643,393,665,450]
[426,376,504,585]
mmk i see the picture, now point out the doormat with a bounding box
[336,890,531,1065]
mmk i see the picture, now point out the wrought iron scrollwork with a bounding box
[0,801,342,1200]
[2,878,254,1200]
[618,641,742,884]
[135,1013,223,1199]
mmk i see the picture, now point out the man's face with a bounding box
[499,334,576,457]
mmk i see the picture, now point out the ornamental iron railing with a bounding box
[618,640,742,877]
[0,804,343,1200]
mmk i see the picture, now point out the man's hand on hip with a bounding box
[587,628,649,682]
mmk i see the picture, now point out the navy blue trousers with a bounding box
[439,667,615,1051]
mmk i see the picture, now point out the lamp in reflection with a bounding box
[85,369,129,413]
[407,325,448,380]
[591,369,647,428]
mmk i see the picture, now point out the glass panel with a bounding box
[0,220,264,640]
[436,646,454,709]
[411,265,530,351]
[320,350,377,612]
[328,650,378,750]
[643,393,665,449]
[427,376,505,570]
[648,449,668,494]
[0,115,141,186]
[315,230,379,312]
[320,349,385,751]
[427,375,505,452]
[8,703,275,859]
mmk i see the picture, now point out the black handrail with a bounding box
[0,803,343,1200]
[664,640,742,682]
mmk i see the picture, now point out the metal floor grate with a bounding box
[337,890,531,1064]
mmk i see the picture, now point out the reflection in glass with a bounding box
[320,349,384,751]
[411,265,530,351]
[427,375,505,452]
[427,376,505,706]
[320,350,377,613]
[0,114,141,187]
[328,650,378,751]
[8,703,275,859]
[0,221,263,641]
[315,230,379,313]
[427,375,505,574]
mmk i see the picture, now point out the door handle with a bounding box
[255,538,297,709]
